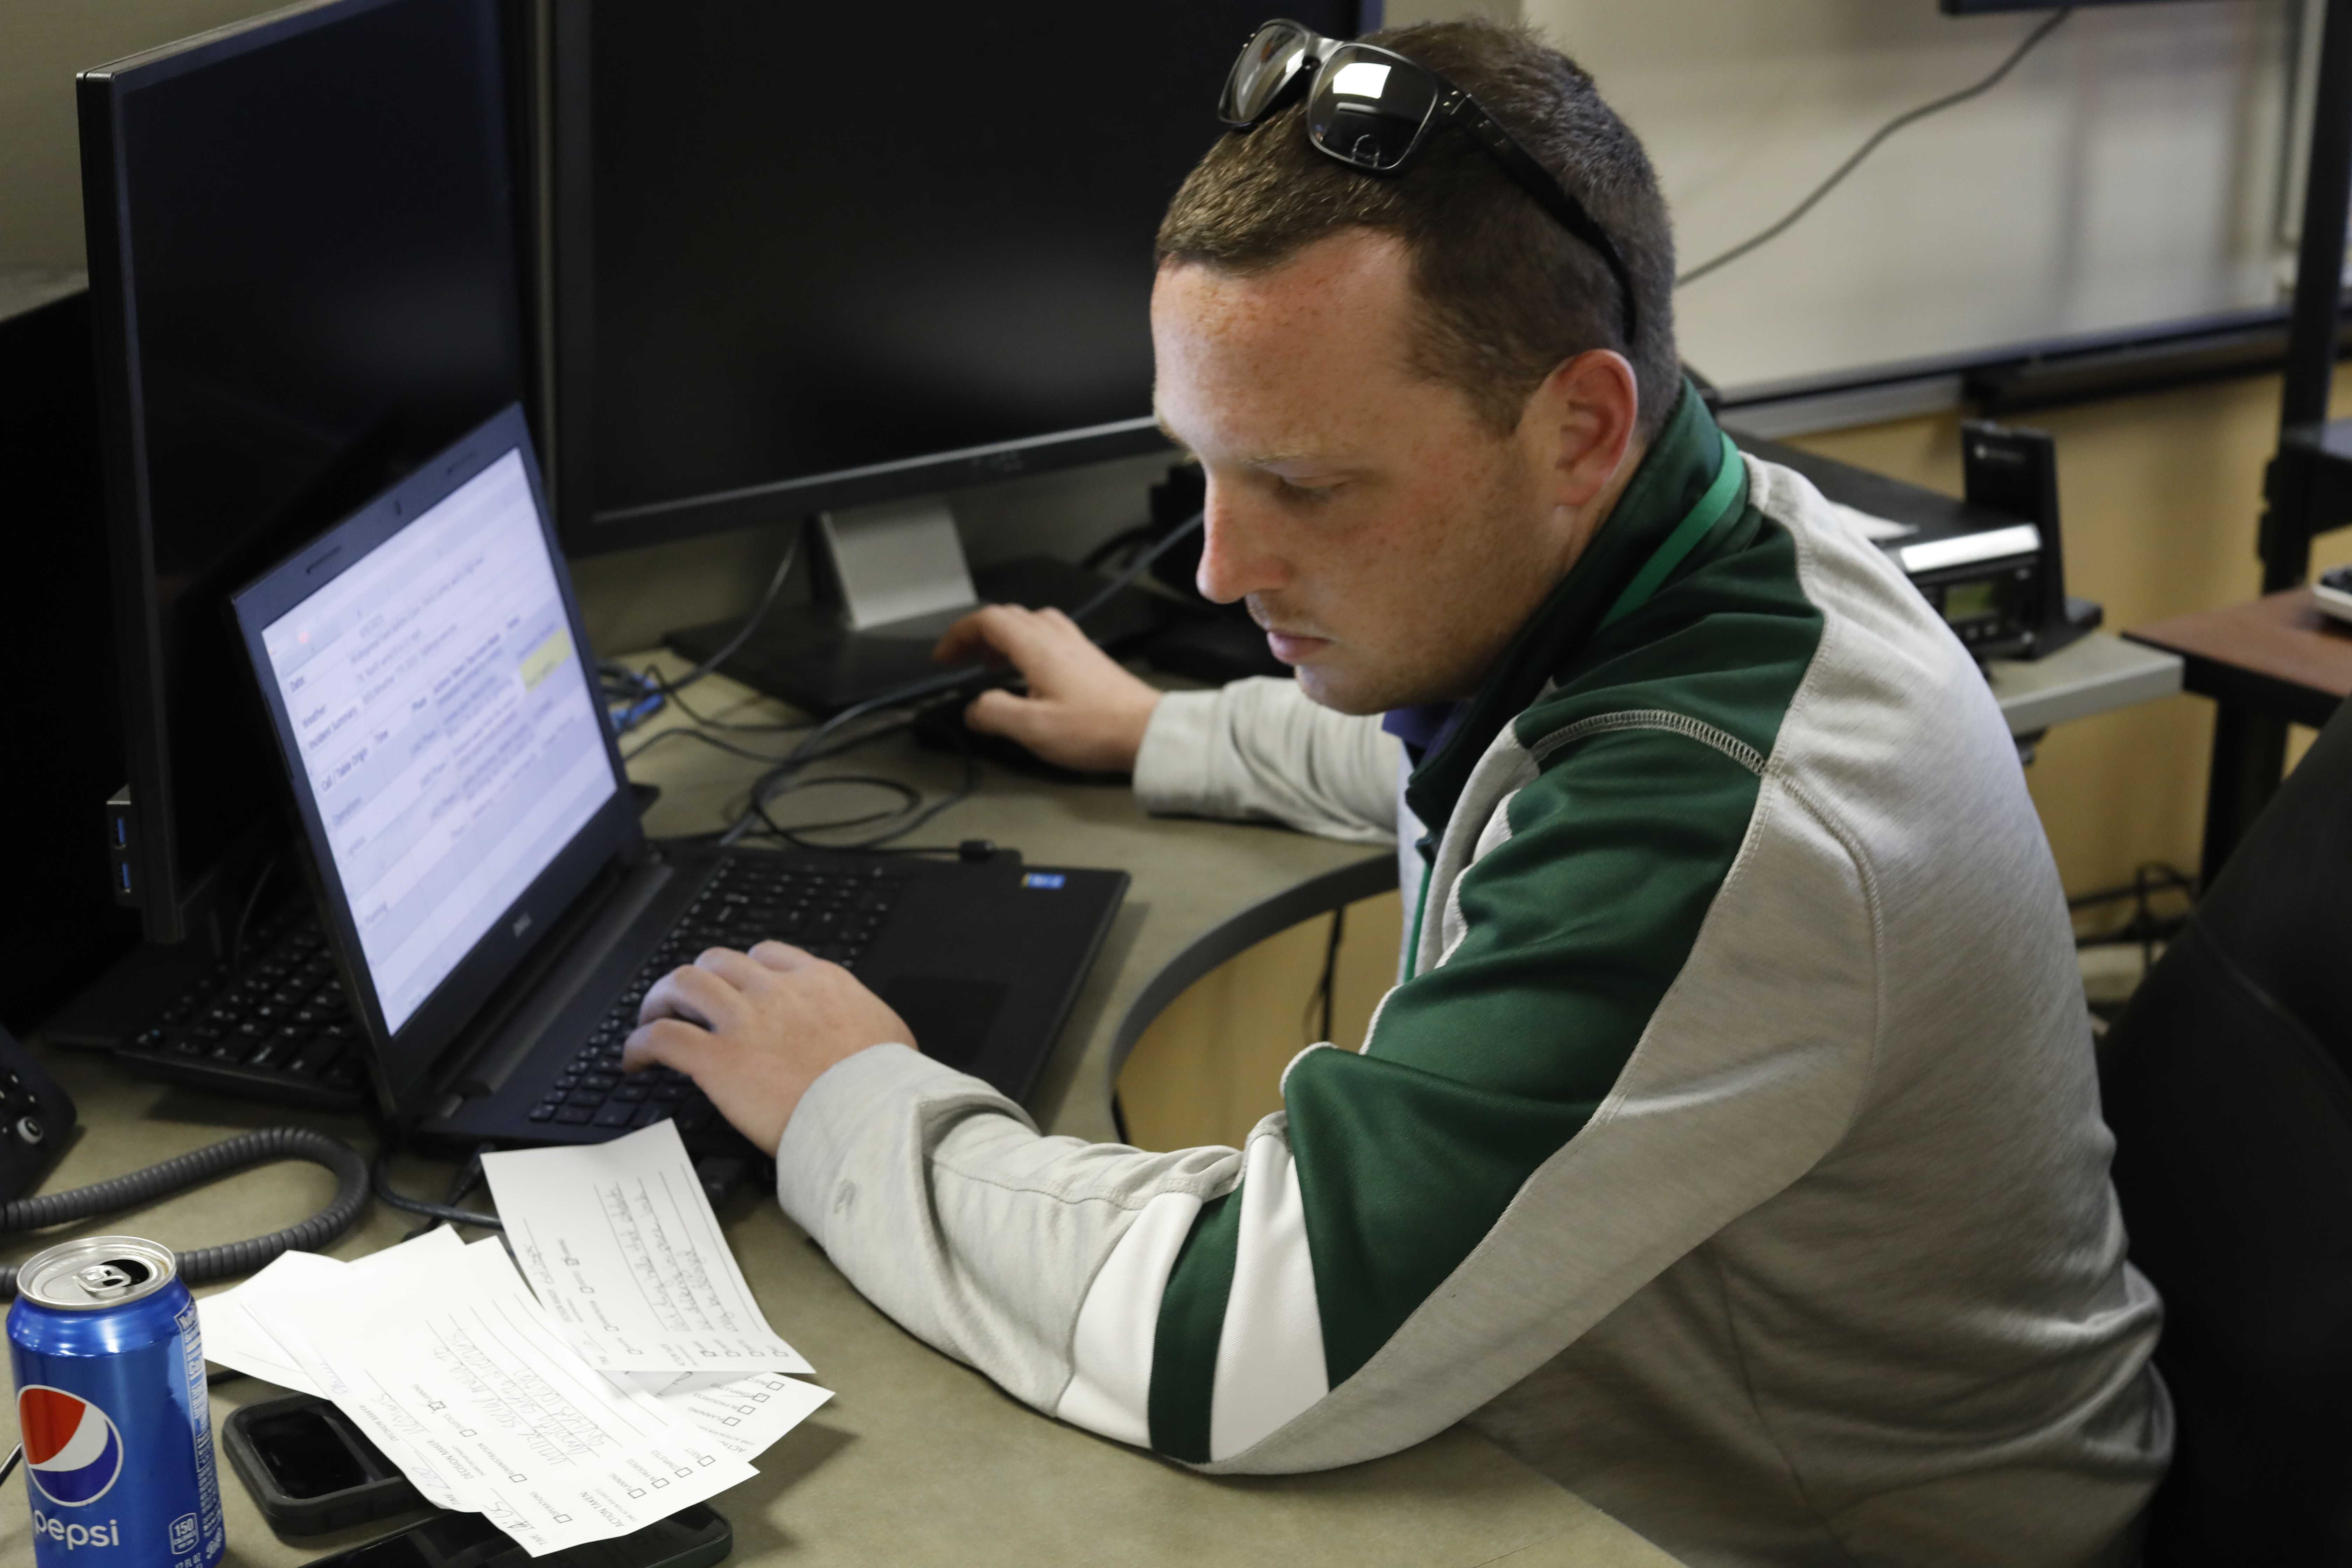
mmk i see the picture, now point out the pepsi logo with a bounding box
[18,1386,125,1506]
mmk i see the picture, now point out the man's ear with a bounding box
[1527,349,1641,512]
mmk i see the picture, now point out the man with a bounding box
[625,19,2169,1566]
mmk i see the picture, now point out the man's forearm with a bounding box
[777,1044,1246,1416]
[1133,678,1400,844]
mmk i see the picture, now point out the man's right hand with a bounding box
[932,604,1163,774]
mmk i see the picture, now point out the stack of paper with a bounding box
[201,1124,828,1556]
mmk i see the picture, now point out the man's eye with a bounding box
[1274,477,1340,502]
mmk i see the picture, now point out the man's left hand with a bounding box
[622,942,913,1153]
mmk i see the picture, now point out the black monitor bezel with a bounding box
[538,2,1376,558]
[229,404,640,1117]
[77,0,534,945]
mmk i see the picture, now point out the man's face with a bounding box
[1150,229,1591,715]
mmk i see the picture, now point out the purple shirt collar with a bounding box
[1381,700,1468,762]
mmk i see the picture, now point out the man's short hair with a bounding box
[1157,20,1678,442]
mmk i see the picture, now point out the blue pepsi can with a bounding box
[8,1237,224,1568]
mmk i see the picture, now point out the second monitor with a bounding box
[550,0,1366,707]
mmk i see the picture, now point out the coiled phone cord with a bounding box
[0,1125,370,1295]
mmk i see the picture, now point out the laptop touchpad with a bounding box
[878,976,1006,1071]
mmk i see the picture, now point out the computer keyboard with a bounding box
[528,856,906,1130]
[118,855,909,1125]
[118,904,370,1109]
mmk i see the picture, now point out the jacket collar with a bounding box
[1401,380,1736,842]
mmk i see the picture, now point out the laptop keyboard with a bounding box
[530,856,908,1130]
[114,854,909,1130]
[118,905,370,1109]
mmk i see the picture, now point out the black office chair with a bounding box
[2100,694,2352,1565]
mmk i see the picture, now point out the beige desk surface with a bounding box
[1983,629,2183,737]
[5,658,1679,1567]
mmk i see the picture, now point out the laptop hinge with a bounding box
[430,848,679,1105]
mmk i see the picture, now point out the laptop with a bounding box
[227,404,1126,1160]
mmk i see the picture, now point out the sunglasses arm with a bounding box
[1437,91,1640,345]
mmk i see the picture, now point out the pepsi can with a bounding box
[8,1237,224,1568]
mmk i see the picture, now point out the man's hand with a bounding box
[622,942,913,1153]
[933,604,1162,773]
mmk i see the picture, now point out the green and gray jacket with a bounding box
[775,391,2169,1567]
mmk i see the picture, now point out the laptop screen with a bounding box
[251,443,618,1034]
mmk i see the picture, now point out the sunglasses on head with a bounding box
[1218,19,1638,346]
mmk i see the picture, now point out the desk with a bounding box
[1984,630,2183,738]
[0,1052,1676,1568]
[8,657,1680,1568]
[2125,587,2352,883]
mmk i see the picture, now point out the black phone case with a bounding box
[311,1500,732,1568]
[220,1393,425,1534]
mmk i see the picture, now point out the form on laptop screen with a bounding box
[254,448,617,1032]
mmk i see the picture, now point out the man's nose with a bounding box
[1194,490,1288,606]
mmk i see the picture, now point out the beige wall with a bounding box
[1789,363,2352,909]
[1522,0,2295,391]
[0,1,291,270]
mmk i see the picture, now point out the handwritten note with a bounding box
[246,1238,761,1556]
[482,1121,813,1376]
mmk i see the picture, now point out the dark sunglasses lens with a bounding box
[1306,49,1438,171]
[1220,21,1314,125]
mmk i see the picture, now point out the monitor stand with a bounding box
[663,495,1169,715]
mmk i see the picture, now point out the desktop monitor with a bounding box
[79,0,530,945]
[548,0,1366,556]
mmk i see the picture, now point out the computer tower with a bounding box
[0,281,141,1034]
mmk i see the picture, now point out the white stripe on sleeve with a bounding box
[1209,1126,1329,1460]
[1054,1190,1202,1446]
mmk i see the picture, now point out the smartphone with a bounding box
[304,1504,730,1568]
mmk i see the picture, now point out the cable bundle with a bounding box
[0,1126,371,1295]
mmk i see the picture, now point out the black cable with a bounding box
[372,1142,503,1231]
[402,1143,497,1241]
[1082,524,1154,570]
[0,1127,371,1295]
[660,532,802,697]
[2071,860,2195,977]
[1677,8,2074,289]
[827,743,981,851]
[443,1143,493,1209]
[2066,862,2197,911]
[1069,510,1204,625]
[599,661,666,735]
[1304,906,1345,1045]
[230,849,284,982]
[716,510,1210,849]
[754,775,925,839]
[746,720,982,852]
[638,665,813,735]
[622,724,810,768]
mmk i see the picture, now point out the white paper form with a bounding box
[250,1238,758,1557]
[612,1371,832,1464]
[482,1121,814,1376]
[203,1230,478,1511]
[199,1227,469,1397]
[200,1255,331,1395]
